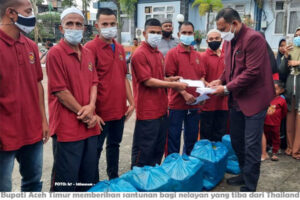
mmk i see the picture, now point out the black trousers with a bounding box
[50,135,99,192]
[131,115,168,168]
[200,110,229,142]
[97,117,125,180]
[229,108,267,191]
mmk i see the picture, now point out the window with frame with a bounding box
[144,5,175,22]
[225,4,245,18]
[235,4,245,18]
[274,1,285,34]
[207,12,216,31]
[288,0,300,34]
[121,16,130,33]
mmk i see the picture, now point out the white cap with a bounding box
[206,29,221,39]
[60,7,84,21]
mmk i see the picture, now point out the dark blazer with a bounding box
[220,25,275,116]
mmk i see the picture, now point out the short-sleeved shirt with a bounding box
[85,36,127,122]
[200,48,228,111]
[131,42,168,120]
[158,37,180,57]
[47,39,100,142]
[165,44,206,110]
[0,30,43,151]
[265,95,287,127]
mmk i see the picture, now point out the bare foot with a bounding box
[285,149,292,156]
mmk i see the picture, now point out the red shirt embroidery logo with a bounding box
[267,105,276,115]
[88,62,93,71]
[119,53,124,61]
[29,52,35,64]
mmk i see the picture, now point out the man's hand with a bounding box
[166,76,182,82]
[288,60,300,67]
[86,115,105,129]
[182,92,196,105]
[125,105,135,122]
[208,79,222,87]
[86,115,98,129]
[77,104,95,122]
[42,120,50,144]
[212,85,225,96]
[172,82,188,92]
[87,115,106,130]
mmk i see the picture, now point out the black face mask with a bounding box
[208,41,222,51]
[162,30,172,38]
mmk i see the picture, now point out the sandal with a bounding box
[261,155,270,161]
[271,154,279,161]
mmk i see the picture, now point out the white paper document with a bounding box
[180,78,205,88]
[189,94,210,105]
[196,87,216,95]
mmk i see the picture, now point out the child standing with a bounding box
[261,80,287,161]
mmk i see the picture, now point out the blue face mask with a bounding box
[180,35,194,46]
[64,29,83,45]
[294,36,300,47]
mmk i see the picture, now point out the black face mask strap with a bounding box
[3,9,17,25]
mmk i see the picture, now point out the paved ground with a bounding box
[11,69,300,192]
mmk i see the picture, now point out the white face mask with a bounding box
[15,14,36,34]
[147,33,162,48]
[64,29,83,45]
[180,34,194,46]
[221,25,235,42]
[100,26,117,39]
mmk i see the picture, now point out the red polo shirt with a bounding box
[85,36,127,122]
[47,39,100,142]
[265,95,287,127]
[131,42,168,120]
[165,44,206,110]
[0,30,43,151]
[200,48,228,111]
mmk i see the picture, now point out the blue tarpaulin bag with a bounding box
[121,165,175,192]
[190,139,228,190]
[88,178,138,192]
[222,135,241,174]
[161,153,204,191]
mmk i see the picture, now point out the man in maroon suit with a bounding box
[210,8,275,192]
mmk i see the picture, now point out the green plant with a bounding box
[194,30,206,51]
[192,0,223,33]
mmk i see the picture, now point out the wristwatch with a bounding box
[224,86,230,95]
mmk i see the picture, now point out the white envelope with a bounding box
[180,78,205,88]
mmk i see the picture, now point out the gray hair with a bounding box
[206,29,221,39]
